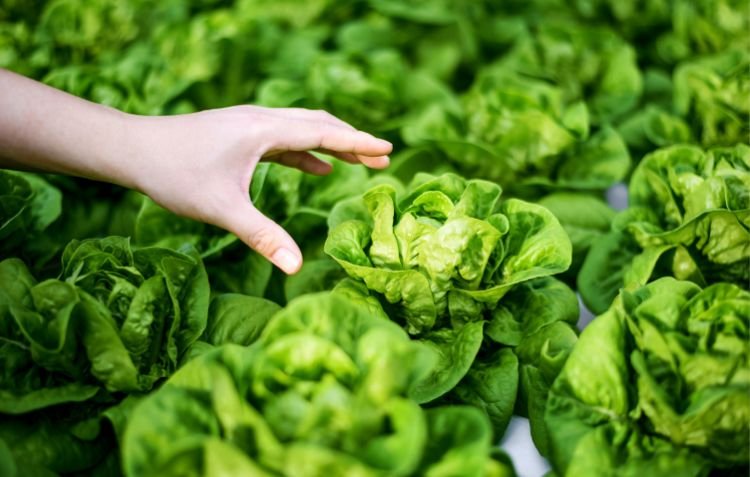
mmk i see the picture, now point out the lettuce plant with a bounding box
[0,237,209,475]
[579,143,750,313]
[402,70,630,197]
[546,277,750,476]
[498,19,643,124]
[672,48,750,147]
[616,47,748,164]
[559,0,749,64]
[325,173,578,449]
[123,292,517,477]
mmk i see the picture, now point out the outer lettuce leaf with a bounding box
[201,293,281,347]
[449,348,519,440]
[537,192,616,284]
[409,320,485,403]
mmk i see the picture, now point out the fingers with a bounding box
[280,124,392,162]
[263,151,333,175]
[222,202,303,274]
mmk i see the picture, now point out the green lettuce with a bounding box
[325,173,577,444]
[545,277,749,476]
[579,143,750,313]
[402,70,630,197]
[558,0,749,64]
[498,19,642,124]
[123,292,516,477]
[0,236,209,405]
[0,236,209,475]
[672,49,750,147]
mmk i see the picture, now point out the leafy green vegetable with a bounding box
[498,19,642,124]
[123,292,513,476]
[402,70,631,197]
[546,277,750,476]
[0,236,209,475]
[673,48,750,147]
[327,173,572,332]
[326,173,577,442]
[579,143,750,313]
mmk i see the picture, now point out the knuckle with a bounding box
[247,226,278,255]
[235,104,257,117]
[319,110,337,122]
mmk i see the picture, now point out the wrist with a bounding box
[107,110,147,192]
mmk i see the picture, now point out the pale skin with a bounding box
[0,68,392,274]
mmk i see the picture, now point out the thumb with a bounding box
[222,202,302,275]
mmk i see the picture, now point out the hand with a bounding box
[124,106,392,274]
[0,70,387,273]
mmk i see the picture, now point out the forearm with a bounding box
[0,68,138,188]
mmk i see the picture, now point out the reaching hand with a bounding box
[0,69,392,274]
[126,106,392,274]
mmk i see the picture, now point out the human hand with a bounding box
[123,106,392,274]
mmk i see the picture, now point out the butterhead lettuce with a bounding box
[546,277,749,476]
[0,236,209,475]
[123,292,516,477]
[579,143,750,313]
[325,173,577,448]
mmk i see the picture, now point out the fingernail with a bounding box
[381,155,390,166]
[272,248,301,274]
